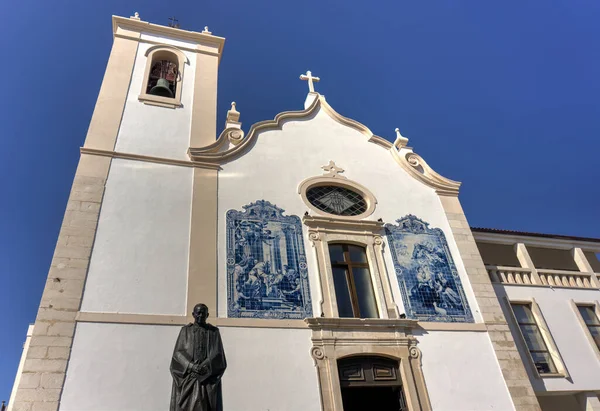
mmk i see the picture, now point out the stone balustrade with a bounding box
[537,269,597,289]
[487,266,536,285]
[486,265,599,289]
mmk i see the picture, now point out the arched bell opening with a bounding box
[146,50,179,98]
[337,356,408,411]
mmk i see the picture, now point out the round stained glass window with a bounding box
[306,185,368,216]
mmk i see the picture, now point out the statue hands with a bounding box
[191,363,209,379]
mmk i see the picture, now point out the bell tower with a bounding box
[85,13,225,156]
[9,14,225,411]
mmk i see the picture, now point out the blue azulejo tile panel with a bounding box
[227,200,313,319]
[385,215,473,323]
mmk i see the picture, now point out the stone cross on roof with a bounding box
[299,70,320,93]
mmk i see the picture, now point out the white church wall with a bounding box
[220,327,321,411]
[217,107,482,322]
[498,284,600,393]
[141,33,199,50]
[113,40,196,160]
[60,323,319,411]
[417,330,515,411]
[81,159,191,315]
[60,322,179,411]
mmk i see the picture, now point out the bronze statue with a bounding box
[170,303,227,411]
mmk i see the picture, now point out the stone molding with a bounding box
[298,171,378,221]
[70,311,489,331]
[187,168,219,320]
[439,195,541,411]
[306,317,431,411]
[80,147,221,170]
[187,94,461,195]
[75,312,308,329]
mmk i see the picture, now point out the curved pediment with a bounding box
[188,93,461,196]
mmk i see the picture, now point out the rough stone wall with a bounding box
[440,195,541,411]
[11,155,110,411]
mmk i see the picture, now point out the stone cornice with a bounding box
[112,16,225,61]
[305,317,418,332]
[80,147,221,170]
[473,231,600,252]
[302,215,384,232]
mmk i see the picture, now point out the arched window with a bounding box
[329,244,379,318]
[138,46,188,108]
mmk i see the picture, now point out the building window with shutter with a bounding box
[576,304,600,351]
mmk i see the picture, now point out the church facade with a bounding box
[8,14,600,411]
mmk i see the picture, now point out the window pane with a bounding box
[329,245,345,264]
[530,352,557,374]
[578,306,600,325]
[519,324,548,352]
[512,304,535,324]
[332,267,354,317]
[348,245,368,263]
[352,268,379,318]
[589,326,600,348]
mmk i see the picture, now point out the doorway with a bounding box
[338,356,407,411]
[341,386,406,411]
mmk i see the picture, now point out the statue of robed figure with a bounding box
[170,303,227,411]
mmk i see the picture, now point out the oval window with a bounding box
[306,185,368,217]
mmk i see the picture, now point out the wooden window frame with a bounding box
[304,216,401,319]
[511,302,557,374]
[504,297,569,379]
[329,243,378,318]
[570,299,600,361]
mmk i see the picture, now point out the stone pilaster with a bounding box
[440,195,541,411]
[579,393,600,411]
[11,155,110,411]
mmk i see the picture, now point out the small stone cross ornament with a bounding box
[321,161,345,178]
[300,70,320,93]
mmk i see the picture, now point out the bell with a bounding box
[149,78,174,98]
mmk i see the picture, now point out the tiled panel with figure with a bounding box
[227,200,312,319]
[386,215,473,323]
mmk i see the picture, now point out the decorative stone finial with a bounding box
[321,161,346,179]
[393,128,409,149]
[130,12,140,20]
[226,101,240,123]
[225,101,242,142]
[202,26,212,34]
[299,70,321,93]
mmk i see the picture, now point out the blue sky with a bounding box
[1,0,599,401]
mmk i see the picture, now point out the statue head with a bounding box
[192,303,209,325]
